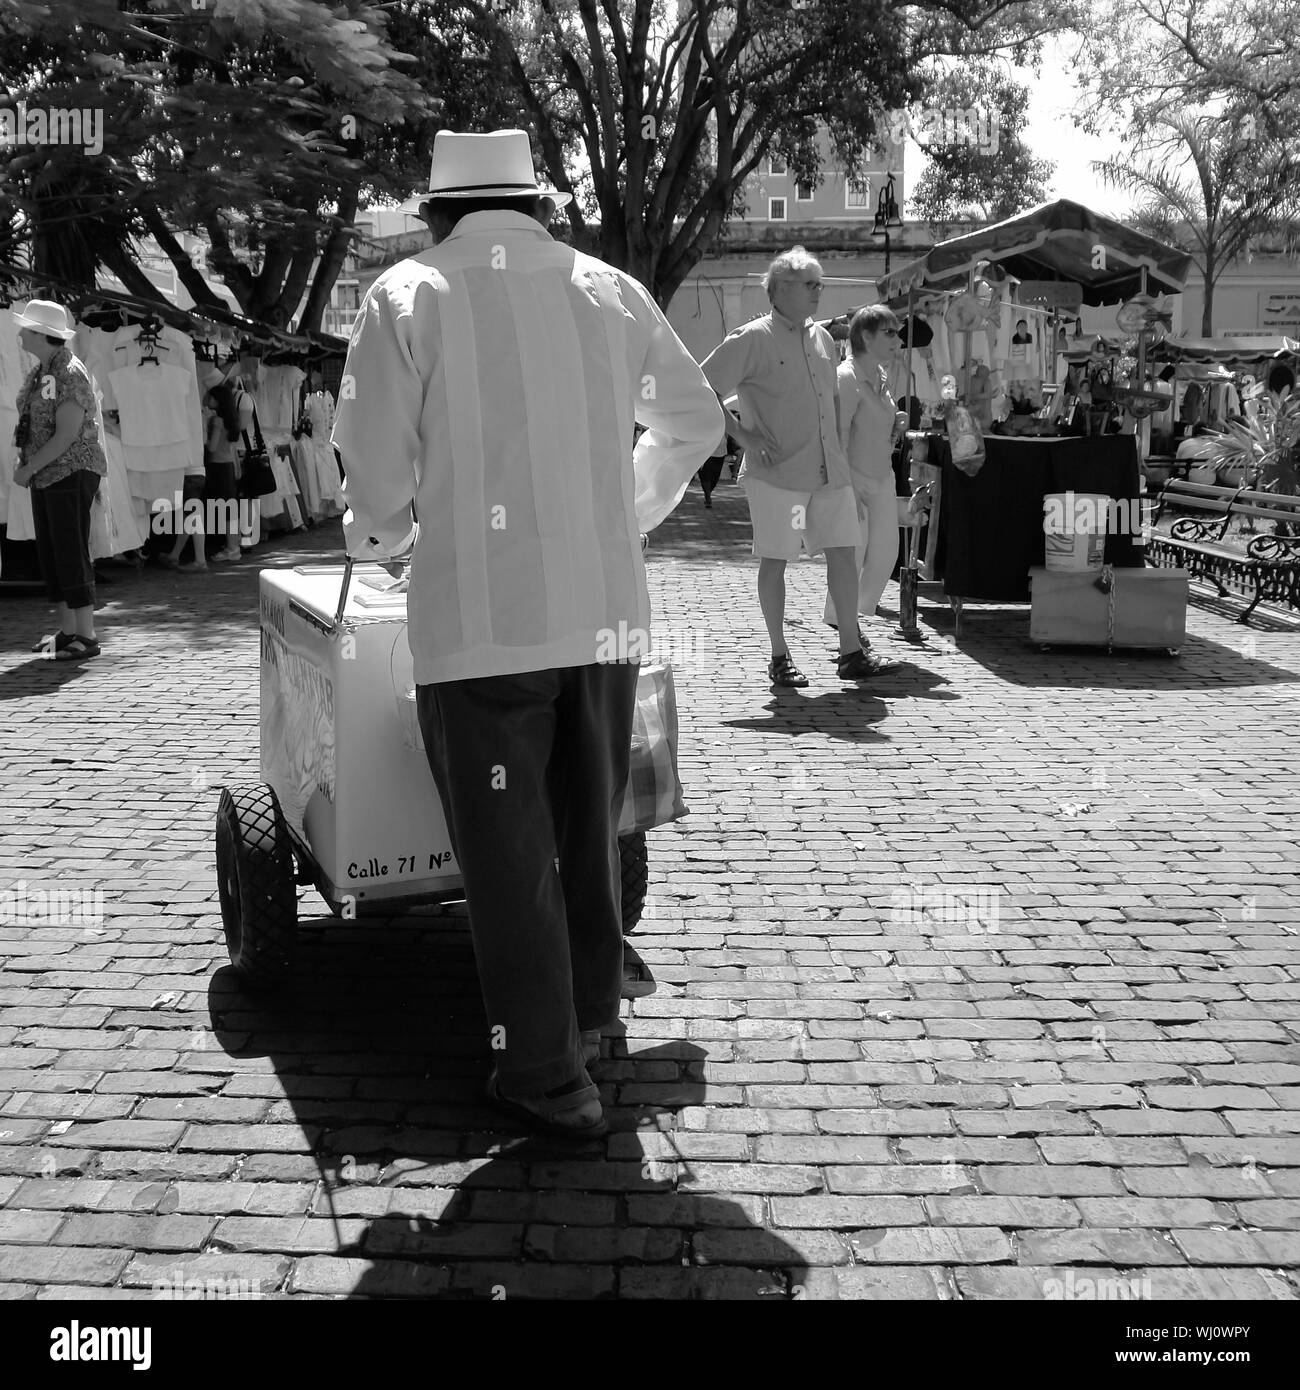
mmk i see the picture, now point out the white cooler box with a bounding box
[259,564,459,911]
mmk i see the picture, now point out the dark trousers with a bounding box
[698,454,725,501]
[416,661,639,1095]
[31,469,100,609]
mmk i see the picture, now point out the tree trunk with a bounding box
[98,246,169,305]
[297,189,359,336]
[142,208,229,313]
[1201,249,1215,337]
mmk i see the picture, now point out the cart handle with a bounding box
[333,556,354,630]
[332,555,412,630]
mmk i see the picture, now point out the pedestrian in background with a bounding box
[332,129,723,1140]
[203,369,248,564]
[824,305,910,639]
[697,429,737,508]
[700,247,896,685]
[13,299,107,661]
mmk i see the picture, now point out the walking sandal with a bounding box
[485,1068,608,1141]
[54,636,101,661]
[768,652,809,687]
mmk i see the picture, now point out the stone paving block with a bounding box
[1074,1198,1234,1228]
[976,1165,1126,1197]
[1016,1228,1184,1266]
[1172,1230,1300,1265]
[619,1267,793,1300]
[0,1244,129,1286]
[924,1196,1082,1228]
[795,1266,951,1299]
[846,1226,1013,1264]
[47,1120,186,1149]
[122,1252,290,1296]
[0,1210,64,1243]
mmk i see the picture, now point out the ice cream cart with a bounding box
[215,559,666,988]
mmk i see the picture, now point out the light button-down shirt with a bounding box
[700,309,849,493]
[331,210,724,685]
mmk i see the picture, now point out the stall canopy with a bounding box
[1063,335,1299,369]
[877,199,1195,307]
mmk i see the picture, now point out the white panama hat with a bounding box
[398,129,572,215]
[12,298,76,340]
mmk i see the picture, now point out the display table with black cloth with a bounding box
[936,434,1144,629]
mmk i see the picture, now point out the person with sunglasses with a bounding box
[701,247,896,685]
[823,306,910,640]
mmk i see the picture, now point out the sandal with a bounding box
[54,636,101,662]
[32,631,76,654]
[485,1068,608,1141]
[768,652,809,687]
[836,648,898,680]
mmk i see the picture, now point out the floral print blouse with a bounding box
[14,346,108,487]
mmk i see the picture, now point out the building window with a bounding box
[767,155,788,176]
[768,197,787,221]
[795,180,815,202]
[845,178,872,210]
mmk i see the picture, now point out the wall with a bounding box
[735,127,905,227]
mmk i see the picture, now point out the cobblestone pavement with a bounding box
[1,479,1299,1300]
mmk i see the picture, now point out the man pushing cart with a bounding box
[319,130,721,1141]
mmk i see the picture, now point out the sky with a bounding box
[902,33,1140,221]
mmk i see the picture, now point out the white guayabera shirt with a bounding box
[332,210,725,686]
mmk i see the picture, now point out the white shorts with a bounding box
[743,476,860,560]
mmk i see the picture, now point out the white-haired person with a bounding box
[12,299,108,661]
[823,305,910,636]
[701,247,898,684]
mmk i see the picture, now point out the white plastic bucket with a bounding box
[1043,491,1109,572]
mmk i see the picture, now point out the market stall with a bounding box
[0,265,347,587]
[875,201,1194,638]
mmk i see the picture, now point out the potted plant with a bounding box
[1203,387,1300,505]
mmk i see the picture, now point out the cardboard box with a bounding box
[1029,565,1189,650]
[259,565,459,911]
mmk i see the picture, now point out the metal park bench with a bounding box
[1147,479,1300,623]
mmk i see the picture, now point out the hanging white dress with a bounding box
[250,362,306,530]
[303,391,345,519]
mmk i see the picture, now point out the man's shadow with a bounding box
[208,928,809,1300]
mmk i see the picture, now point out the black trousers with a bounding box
[31,469,101,609]
[698,454,725,500]
[416,661,639,1095]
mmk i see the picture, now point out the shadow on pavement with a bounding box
[206,920,809,1300]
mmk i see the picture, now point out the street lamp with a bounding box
[871,172,903,276]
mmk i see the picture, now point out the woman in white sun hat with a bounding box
[12,298,109,661]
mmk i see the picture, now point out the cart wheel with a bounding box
[215,785,298,989]
[619,831,648,934]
